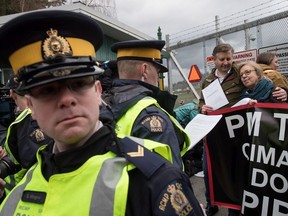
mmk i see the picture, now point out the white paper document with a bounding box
[231,98,250,107]
[185,114,222,151]
[202,79,229,110]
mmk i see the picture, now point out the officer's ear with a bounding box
[10,90,17,100]
[25,95,31,108]
[95,80,102,106]
[25,95,35,119]
[95,80,102,93]
[141,63,149,80]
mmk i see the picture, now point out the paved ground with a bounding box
[190,174,228,216]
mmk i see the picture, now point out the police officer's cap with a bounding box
[7,74,25,96]
[111,40,168,73]
[7,74,18,90]
[0,10,104,91]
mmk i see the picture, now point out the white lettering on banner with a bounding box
[277,151,288,167]
[225,112,261,138]
[241,190,288,216]
[247,112,261,137]
[225,115,244,138]
[209,106,288,215]
[258,146,276,166]
[274,113,288,141]
[225,112,288,140]
[242,143,251,160]
[251,168,288,193]
[242,143,288,168]
[241,143,288,214]
[241,191,259,213]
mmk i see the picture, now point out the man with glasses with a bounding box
[0,10,205,216]
[101,40,191,170]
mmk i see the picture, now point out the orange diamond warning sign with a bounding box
[188,65,202,82]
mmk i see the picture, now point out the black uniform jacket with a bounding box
[7,113,52,168]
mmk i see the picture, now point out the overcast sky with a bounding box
[116,0,287,38]
[115,0,288,87]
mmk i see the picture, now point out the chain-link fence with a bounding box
[164,6,288,105]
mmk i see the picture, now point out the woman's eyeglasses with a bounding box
[240,70,256,78]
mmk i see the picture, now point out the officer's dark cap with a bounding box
[0,10,104,91]
[7,74,18,90]
[7,74,25,96]
[111,40,168,73]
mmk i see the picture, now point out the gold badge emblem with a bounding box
[42,28,72,59]
[149,116,163,132]
[51,69,71,77]
[168,183,192,215]
[31,129,45,142]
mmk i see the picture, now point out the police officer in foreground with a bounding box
[101,40,191,170]
[0,10,205,216]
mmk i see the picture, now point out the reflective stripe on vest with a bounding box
[0,138,173,216]
[0,163,36,216]
[0,153,128,216]
[4,108,31,159]
[91,157,128,215]
[116,96,191,156]
[4,108,32,195]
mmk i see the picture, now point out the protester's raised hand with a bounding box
[272,87,287,101]
[201,105,214,114]
[248,99,257,105]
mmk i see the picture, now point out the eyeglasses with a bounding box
[240,70,256,78]
[29,76,95,101]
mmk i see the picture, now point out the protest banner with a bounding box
[206,103,288,215]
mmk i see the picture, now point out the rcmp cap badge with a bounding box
[42,28,72,59]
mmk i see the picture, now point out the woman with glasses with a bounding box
[239,61,286,103]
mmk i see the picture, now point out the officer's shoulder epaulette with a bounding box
[110,136,168,179]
